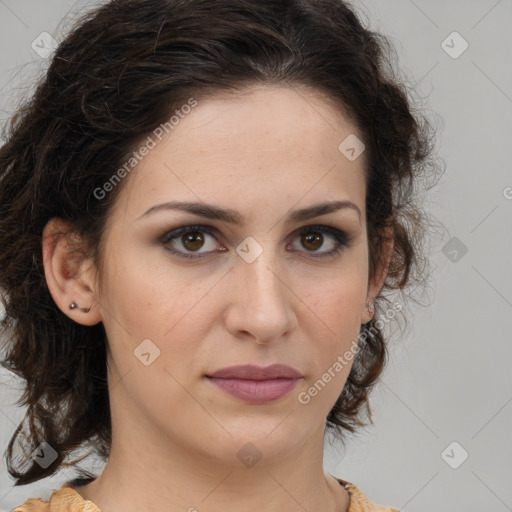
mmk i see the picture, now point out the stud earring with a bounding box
[69,302,91,313]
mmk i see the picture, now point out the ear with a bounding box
[42,217,102,326]
[361,226,394,324]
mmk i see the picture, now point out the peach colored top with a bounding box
[12,478,399,512]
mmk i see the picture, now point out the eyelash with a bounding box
[158,224,354,261]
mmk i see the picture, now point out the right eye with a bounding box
[159,225,225,260]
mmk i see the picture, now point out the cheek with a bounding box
[302,289,365,407]
[303,257,367,325]
[299,264,367,364]
[101,242,187,334]
[310,290,364,359]
[104,263,216,381]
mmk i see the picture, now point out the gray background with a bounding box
[0,0,511,510]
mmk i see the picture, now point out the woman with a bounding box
[0,0,441,511]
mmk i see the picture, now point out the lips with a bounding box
[206,364,303,404]
[207,364,302,380]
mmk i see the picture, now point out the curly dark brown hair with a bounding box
[0,0,443,486]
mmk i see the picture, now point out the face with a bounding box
[76,84,379,466]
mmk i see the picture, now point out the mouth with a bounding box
[205,376,302,404]
[205,364,303,404]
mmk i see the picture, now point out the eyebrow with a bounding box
[137,199,361,224]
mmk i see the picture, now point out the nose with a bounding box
[223,250,298,345]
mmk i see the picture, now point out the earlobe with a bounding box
[42,217,102,326]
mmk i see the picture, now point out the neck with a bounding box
[75,423,349,512]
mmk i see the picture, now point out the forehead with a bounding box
[114,84,367,220]
[167,84,362,157]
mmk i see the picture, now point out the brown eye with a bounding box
[160,225,220,260]
[301,232,324,251]
[181,231,206,251]
[160,224,352,261]
[289,225,352,259]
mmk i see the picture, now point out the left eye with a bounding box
[159,224,352,260]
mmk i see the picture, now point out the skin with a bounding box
[42,84,393,512]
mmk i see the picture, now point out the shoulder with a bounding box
[12,497,49,512]
[336,478,400,512]
[13,478,396,512]
[12,485,101,512]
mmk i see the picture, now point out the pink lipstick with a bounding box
[206,364,302,404]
